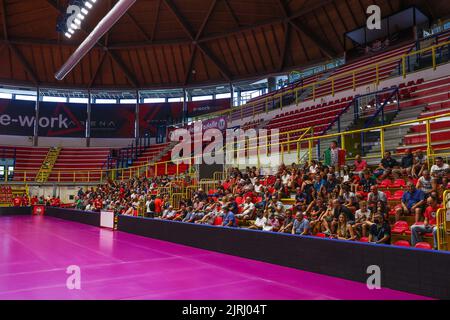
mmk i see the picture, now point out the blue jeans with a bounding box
[410,224,437,249]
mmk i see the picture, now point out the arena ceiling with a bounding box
[0,0,449,90]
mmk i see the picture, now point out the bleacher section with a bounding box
[394,75,450,153]
[0,147,49,182]
[47,148,111,182]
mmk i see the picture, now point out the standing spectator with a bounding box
[410,196,441,249]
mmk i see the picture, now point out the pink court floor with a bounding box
[0,215,431,300]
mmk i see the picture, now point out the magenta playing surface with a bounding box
[0,215,430,300]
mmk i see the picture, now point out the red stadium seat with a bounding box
[394,240,411,247]
[391,221,410,234]
[393,179,406,188]
[314,233,327,238]
[392,190,404,200]
[359,237,369,242]
[415,242,432,250]
[380,179,392,187]
[213,217,223,226]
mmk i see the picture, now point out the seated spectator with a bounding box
[331,199,355,234]
[248,210,267,230]
[367,185,387,211]
[278,209,294,233]
[396,182,426,223]
[291,212,311,236]
[353,154,368,176]
[368,213,391,244]
[430,157,449,190]
[339,183,358,212]
[358,170,377,196]
[374,151,399,179]
[416,170,433,196]
[267,194,285,217]
[353,201,371,238]
[236,197,255,220]
[222,205,237,228]
[413,150,427,178]
[263,213,281,232]
[332,213,356,241]
[161,205,176,220]
[401,149,414,176]
[410,196,440,249]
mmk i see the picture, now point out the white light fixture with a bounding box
[65,32,72,38]
[85,1,93,9]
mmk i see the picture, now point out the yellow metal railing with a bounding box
[436,190,449,251]
[2,113,450,184]
[194,40,450,123]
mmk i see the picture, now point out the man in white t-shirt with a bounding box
[236,197,255,220]
[416,170,433,195]
[430,157,449,189]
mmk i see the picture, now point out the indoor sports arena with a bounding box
[0,0,450,304]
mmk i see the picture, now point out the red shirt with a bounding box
[94,199,103,210]
[13,197,22,207]
[424,205,441,226]
[354,160,367,172]
[154,198,162,213]
[30,197,38,205]
[22,196,29,206]
[51,198,61,207]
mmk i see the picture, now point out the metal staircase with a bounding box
[35,147,61,183]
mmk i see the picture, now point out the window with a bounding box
[143,98,166,103]
[95,99,117,104]
[216,93,231,99]
[192,95,212,101]
[42,96,67,103]
[69,97,89,104]
[168,97,184,103]
[120,99,137,104]
[15,95,37,101]
[0,92,12,99]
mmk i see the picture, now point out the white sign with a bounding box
[100,211,115,229]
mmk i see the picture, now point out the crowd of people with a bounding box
[22,143,449,250]
[61,144,449,249]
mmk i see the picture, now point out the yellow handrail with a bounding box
[195,40,450,122]
[436,190,449,251]
[3,112,450,184]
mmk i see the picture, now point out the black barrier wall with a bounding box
[45,207,100,227]
[0,206,31,216]
[118,215,450,299]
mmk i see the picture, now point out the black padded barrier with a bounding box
[0,206,31,216]
[118,215,450,299]
[45,207,100,227]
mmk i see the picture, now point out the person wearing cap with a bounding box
[291,212,310,235]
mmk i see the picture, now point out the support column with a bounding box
[33,87,40,147]
[182,88,188,125]
[86,91,91,147]
[135,90,140,141]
